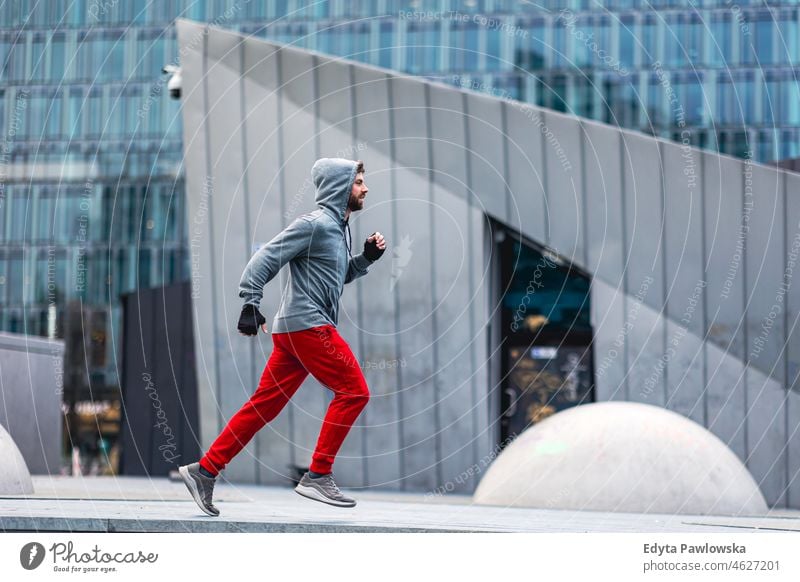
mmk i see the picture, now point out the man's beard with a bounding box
[347,195,363,212]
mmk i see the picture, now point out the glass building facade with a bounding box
[1,0,797,469]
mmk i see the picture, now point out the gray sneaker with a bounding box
[295,472,356,507]
[179,462,220,517]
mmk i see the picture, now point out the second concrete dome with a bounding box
[473,402,767,516]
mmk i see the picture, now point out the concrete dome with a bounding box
[0,423,33,495]
[474,402,767,515]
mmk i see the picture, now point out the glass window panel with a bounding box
[754,15,775,65]
[764,75,780,126]
[165,97,181,139]
[35,190,56,241]
[675,73,705,125]
[49,32,66,80]
[735,73,755,124]
[76,32,92,80]
[663,15,683,67]
[66,87,83,138]
[782,130,798,159]
[8,251,23,304]
[646,74,663,127]
[552,21,567,67]
[778,9,798,65]
[574,76,592,118]
[9,39,26,82]
[592,16,612,69]
[0,38,8,82]
[108,87,125,138]
[138,247,151,288]
[151,249,163,287]
[782,79,800,124]
[46,90,62,138]
[686,15,703,64]
[709,13,731,67]
[406,22,422,74]
[86,88,103,137]
[486,29,501,72]
[30,32,47,82]
[569,16,590,68]
[618,16,635,68]
[379,21,393,69]
[641,14,658,66]
[10,191,32,242]
[163,185,180,241]
[97,32,126,81]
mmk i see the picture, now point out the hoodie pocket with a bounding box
[324,286,341,321]
[325,286,338,309]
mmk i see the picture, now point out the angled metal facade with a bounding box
[177,19,800,507]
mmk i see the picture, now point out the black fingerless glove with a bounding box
[364,232,385,262]
[238,304,266,336]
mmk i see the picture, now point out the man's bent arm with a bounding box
[238,217,312,307]
[345,253,371,284]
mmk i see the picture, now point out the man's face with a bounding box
[347,172,368,212]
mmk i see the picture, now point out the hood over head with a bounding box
[311,158,359,224]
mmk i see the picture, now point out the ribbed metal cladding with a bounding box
[177,19,800,507]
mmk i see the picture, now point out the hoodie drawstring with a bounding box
[345,221,353,257]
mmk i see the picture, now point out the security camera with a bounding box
[162,64,182,99]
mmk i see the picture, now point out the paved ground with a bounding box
[1,475,799,533]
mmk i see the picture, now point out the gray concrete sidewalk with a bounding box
[1,475,799,533]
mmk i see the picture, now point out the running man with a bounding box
[179,158,386,514]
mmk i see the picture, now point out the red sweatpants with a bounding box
[198,324,369,476]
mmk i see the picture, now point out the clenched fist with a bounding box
[238,304,267,336]
[364,231,386,262]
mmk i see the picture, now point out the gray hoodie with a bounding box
[238,158,373,333]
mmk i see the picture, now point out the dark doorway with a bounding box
[119,281,200,476]
[499,232,594,443]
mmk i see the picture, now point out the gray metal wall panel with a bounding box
[622,131,665,312]
[703,153,747,359]
[705,341,748,459]
[664,319,706,425]
[464,93,507,223]
[433,182,482,493]
[745,165,785,380]
[504,102,547,244]
[0,334,63,474]
[429,84,486,489]
[788,388,800,506]
[662,140,705,424]
[205,29,257,483]
[428,82,469,202]
[389,75,438,491]
[582,120,624,285]
[591,278,628,402]
[351,66,403,489]
[176,20,218,452]
[745,367,787,506]
[786,172,800,506]
[242,38,294,484]
[744,165,787,506]
[317,57,355,158]
[472,204,492,462]
[542,111,585,268]
[702,152,747,458]
[621,132,666,406]
[787,173,800,393]
[626,290,668,407]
